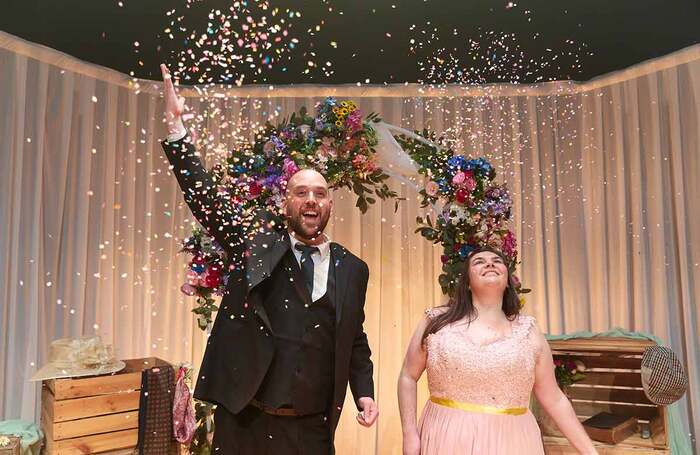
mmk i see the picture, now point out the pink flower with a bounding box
[185,270,200,286]
[511,274,522,288]
[502,230,517,257]
[318,143,337,158]
[344,110,363,133]
[352,154,376,173]
[282,158,299,178]
[452,171,466,186]
[180,284,197,296]
[464,172,477,192]
[352,154,367,165]
[425,181,439,196]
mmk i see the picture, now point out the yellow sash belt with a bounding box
[430,396,527,416]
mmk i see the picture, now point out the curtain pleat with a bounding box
[0,32,698,453]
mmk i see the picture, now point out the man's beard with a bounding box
[286,211,330,241]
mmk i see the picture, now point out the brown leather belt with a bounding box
[250,399,300,417]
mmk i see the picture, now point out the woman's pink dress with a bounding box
[418,312,545,454]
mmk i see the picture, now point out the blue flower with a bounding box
[448,156,467,172]
[191,263,206,274]
[437,178,450,193]
[459,244,475,260]
[466,158,493,175]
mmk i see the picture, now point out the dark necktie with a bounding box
[295,243,320,297]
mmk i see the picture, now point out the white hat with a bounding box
[30,336,125,381]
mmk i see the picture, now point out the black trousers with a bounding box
[212,405,332,455]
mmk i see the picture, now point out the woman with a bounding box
[397,247,597,454]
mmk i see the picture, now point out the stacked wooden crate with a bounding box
[41,357,170,455]
[540,337,669,455]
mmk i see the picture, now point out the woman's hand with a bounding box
[402,431,421,455]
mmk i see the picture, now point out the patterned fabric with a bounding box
[418,312,545,454]
[137,365,179,454]
[424,312,541,408]
[172,367,196,444]
[641,345,688,405]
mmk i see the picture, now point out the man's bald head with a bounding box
[282,168,333,245]
[286,168,329,194]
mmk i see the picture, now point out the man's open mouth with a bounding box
[302,210,319,222]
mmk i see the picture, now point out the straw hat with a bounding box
[641,345,688,406]
[30,336,125,381]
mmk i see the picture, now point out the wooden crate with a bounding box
[539,337,669,454]
[0,435,21,455]
[41,357,170,455]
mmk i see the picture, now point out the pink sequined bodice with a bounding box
[425,313,541,409]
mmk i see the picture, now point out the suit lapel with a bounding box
[245,232,289,290]
[331,243,351,326]
[247,236,351,331]
[244,231,290,333]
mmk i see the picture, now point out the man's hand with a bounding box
[160,63,186,136]
[356,397,378,427]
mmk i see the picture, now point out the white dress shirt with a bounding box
[166,121,188,143]
[289,233,331,302]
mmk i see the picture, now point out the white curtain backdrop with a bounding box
[1,30,698,453]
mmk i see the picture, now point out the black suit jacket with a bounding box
[161,136,374,435]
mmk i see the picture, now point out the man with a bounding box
[159,64,378,453]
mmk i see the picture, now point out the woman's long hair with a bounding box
[422,246,521,345]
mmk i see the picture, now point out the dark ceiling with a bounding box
[2,0,699,86]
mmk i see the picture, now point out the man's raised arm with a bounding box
[160,64,241,253]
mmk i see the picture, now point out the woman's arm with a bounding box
[397,315,430,455]
[533,330,598,455]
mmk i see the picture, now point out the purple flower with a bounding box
[264,174,281,187]
[269,135,286,152]
[480,185,513,216]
